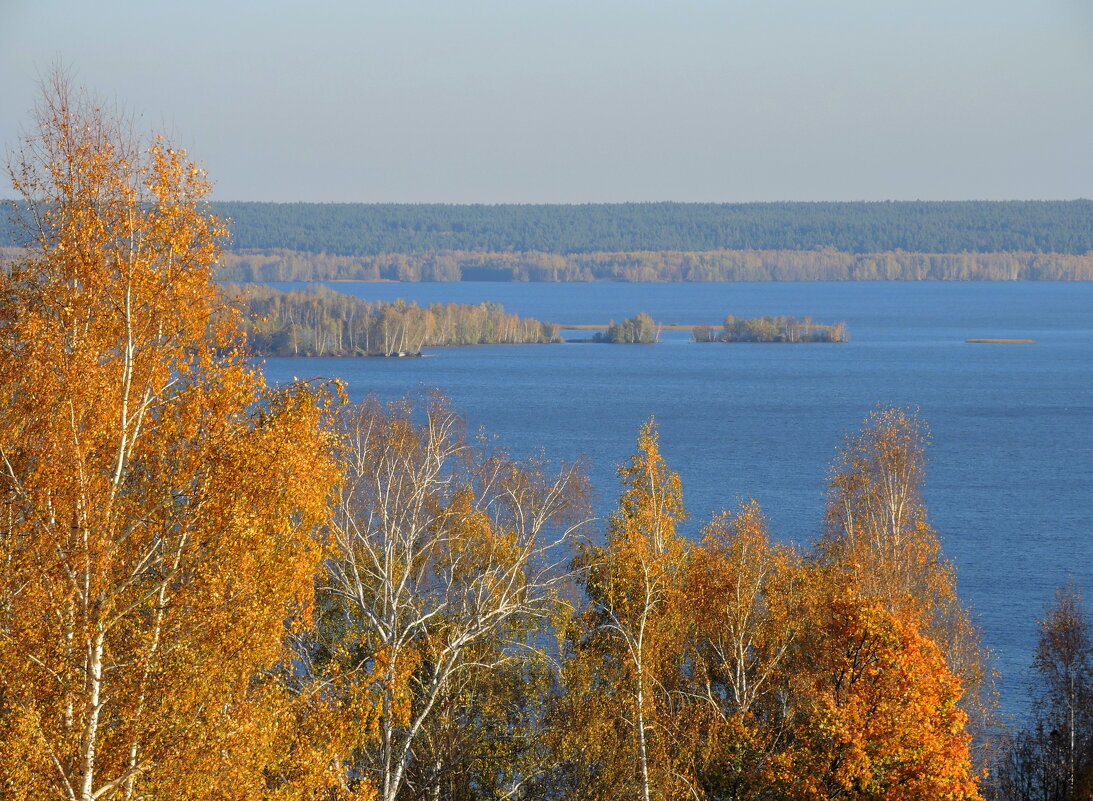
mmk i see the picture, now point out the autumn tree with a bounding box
[818,407,995,753]
[675,413,983,799]
[308,394,589,801]
[0,73,341,800]
[555,420,691,801]
[681,502,803,800]
[776,582,982,801]
[820,408,938,597]
[544,412,985,800]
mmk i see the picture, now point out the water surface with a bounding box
[262,281,1092,720]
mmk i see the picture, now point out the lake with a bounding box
[260,281,1092,721]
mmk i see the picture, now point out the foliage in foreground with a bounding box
[548,412,986,801]
[0,72,342,800]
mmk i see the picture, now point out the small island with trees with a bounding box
[694,314,849,343]
[576,312,850,344]
[226,284,562,356]
[227,290,851,355]
[591,312,659,343]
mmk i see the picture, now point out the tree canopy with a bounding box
[0,72,342,800]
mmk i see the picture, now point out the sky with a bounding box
[1,0,1090,203]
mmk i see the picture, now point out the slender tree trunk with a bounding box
[79,628,106,801]
[636,670,652,801]
[383,649,396,801]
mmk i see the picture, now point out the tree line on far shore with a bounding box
[189,200,1093,255]
[213,246,1093,283]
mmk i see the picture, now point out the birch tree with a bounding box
[310,394,589,801]
[0,73,339,800]
[993,584,1093,800]
[558,420,690,801]
[819,408,995,753]
[1032,584,1093,799]
[682,503,803,800]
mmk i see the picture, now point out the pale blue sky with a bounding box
[2,0,1090,202]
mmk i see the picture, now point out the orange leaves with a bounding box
[558,414,986,801]
[683,556,981,799]
[820,407,995,761]
[562,419,692,801]
[675,504,805,800]
[687,503,800,718]
[0,73,338,800]
[785,588,980,801]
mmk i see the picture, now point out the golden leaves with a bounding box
[556,412,986,801]
[783,587,979,801]
[0,72,339,800]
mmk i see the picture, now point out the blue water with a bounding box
[260,281,1092,721]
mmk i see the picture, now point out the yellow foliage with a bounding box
[0,72,348,800]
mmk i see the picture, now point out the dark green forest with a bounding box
[7,201,1091,282]
[5,200,1093,256]
[206,201,1093,255]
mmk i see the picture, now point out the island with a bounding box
[560,313,848,344]
[225,284,561,357]
[592,312,659,344]
[694,315,849,343]
[226,287,850,356]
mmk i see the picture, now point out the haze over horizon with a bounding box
[2,0,1090,204]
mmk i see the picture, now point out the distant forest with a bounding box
[6,201,1092,282]
[208,201,1093,255]
[215,247,1093,282]
[4,200,1093,255]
